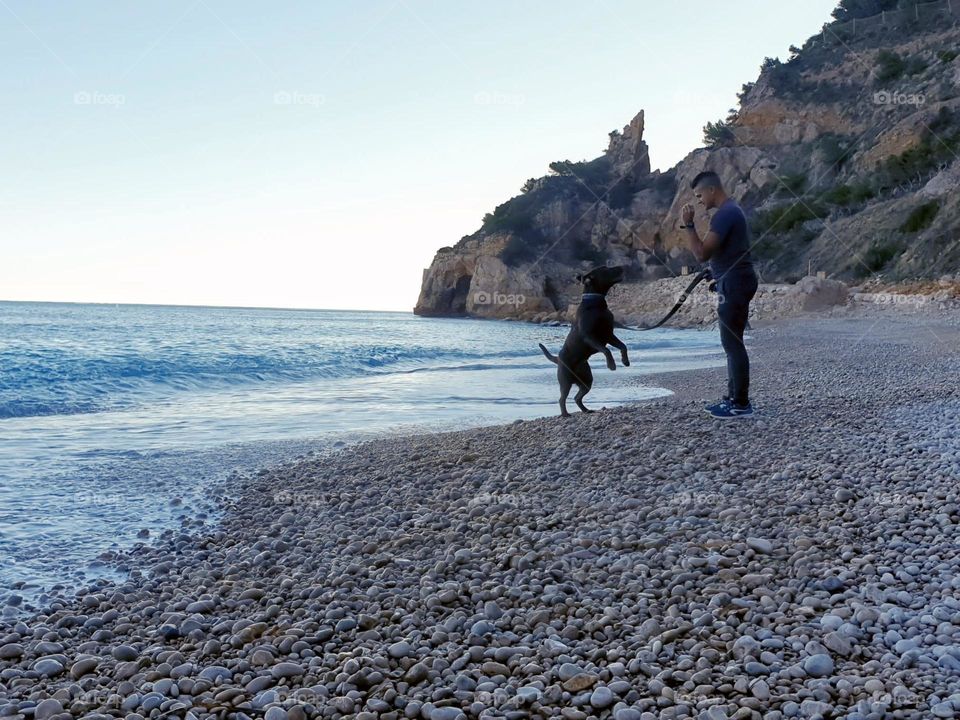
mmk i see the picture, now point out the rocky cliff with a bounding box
[415,1,960,320]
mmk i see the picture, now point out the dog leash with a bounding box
[618,267,712,332]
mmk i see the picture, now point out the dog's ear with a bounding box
[574,273,582,282]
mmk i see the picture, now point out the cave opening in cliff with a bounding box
[450,275,472,314]
[542,277,563,311]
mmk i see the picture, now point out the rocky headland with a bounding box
[415,4,960,323]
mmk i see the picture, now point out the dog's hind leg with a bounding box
[558,370,573,418]
[573,362,594,414]
[609,334,630,367]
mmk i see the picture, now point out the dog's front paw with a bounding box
[606,359,616,371]
[622,356,630,367]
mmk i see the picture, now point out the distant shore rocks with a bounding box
[520,273,960,328]
[522,274,853,327]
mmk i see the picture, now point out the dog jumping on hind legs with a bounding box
[538,265,630,417]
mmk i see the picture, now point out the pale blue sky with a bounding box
[1,1,838,310]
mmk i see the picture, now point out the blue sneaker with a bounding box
[704,399,730,415]
[707,401,755,419]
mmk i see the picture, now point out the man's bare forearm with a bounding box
[684,225,705,261]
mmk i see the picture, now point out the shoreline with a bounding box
[2,308,960,719]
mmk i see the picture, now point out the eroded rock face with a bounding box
[413,249,477,317]
[414,234,569,320]
[854,107,940,171]
[735,95,854,147]
[465,256,558,319]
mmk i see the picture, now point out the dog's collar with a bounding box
[581,293,607,303]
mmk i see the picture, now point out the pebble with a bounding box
[34,699,63,720]
[747,537,773,554]
[0,644,23,660]
[270,662,304,678]
[70,657,98,679]
[388,641,413,658]
[112,645,139,661]
[33,659,64,677]
[198,666,231,682]
[931,701,956,718]
[430,709,463,720]
[405,662,429,684]
[802,654,835,678]
[264,708,288,720]
[563,673,598,692]
[470,620,495,636]
[590,686,614,708]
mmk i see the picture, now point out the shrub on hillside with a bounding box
[482,192,542,242]
[818,134,855,169]
[736,82,755,104]
[874,50,927,84]
[821,182,875,206]
[549,157,638,210]
[499,234,540,266]
[703,119,735,148]
[900,200,940,233]
[875,50,907,82]
[752,201,829,236]
[775,172,807,197]
[861,241,900,272]
[550,157,606,191]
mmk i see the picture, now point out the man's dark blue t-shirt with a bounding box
[708,198,754,277]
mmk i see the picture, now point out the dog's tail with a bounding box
[538,343,559,364]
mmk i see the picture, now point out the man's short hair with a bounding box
[691,171,723,191]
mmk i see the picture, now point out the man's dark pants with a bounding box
[717,268,758,406]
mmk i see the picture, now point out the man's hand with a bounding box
[680,203,695,225]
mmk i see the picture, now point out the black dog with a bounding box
[538,265,630,417]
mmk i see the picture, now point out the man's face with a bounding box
[694,185,717,210]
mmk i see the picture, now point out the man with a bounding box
[680,171,759,419]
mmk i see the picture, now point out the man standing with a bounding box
[680,171,758,419]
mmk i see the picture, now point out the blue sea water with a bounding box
[0,301,723,606]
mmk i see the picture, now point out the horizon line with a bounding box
[0,298,414,314]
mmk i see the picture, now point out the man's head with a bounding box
[691,171,727,210]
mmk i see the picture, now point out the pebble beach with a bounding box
[2,311,960,720]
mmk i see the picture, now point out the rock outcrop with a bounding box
[605,110,651,180]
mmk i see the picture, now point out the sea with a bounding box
[0,301,724,608]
